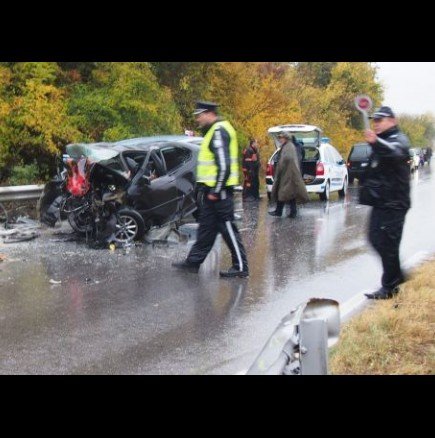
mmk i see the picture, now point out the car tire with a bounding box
[68,209,94,235]
[319,181,330,201]
[338,177,347,198]
[114,208,146,243]
[38,181,66,224]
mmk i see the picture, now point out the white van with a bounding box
[266,124,348,201]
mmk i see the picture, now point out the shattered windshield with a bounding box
[66,144,119,162]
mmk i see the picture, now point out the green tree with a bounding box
[291,62,384,156]
[68,62,183,142]
[151,62,219,127]
[294,62,337,87]
[398,113,435,148]
[0,62,81,181]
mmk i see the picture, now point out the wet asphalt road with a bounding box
[1,165,435,374]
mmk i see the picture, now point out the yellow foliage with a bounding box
[11,80,77,154]
[205,63,303,164]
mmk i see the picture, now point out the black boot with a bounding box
[172,261,200,273]
[219,266,249,278]
[269,201,283,217]
[288,200,297,218]
[365,286,399,300]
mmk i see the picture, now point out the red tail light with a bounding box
[266,163,274,177]
[316,162,325,176]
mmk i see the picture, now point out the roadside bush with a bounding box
[8,162,40,186]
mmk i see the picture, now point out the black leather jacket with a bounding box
[359,126,411,210]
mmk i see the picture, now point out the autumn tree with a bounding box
[203,62,302,159]
[68,62,183,142]
[398,113,435,148]
[292,62,383,156]
[0,62,81,180]
[151,62,219,127]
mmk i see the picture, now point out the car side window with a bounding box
[148,150,166,178]
[331,147,343,163]
[125,153,147,171]
[161,147,192,173]
[324,147,334,164]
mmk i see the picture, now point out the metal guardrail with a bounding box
[0,185,44,202]
[247,298,341,375]
[0,184,240,203]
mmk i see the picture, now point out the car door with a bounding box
[128,149,178,224]
[324,147,338,190]
[160,145,196,217]
[330,146,347,188]
[323,147,336,189]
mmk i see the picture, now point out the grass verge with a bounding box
[330,259,435,374]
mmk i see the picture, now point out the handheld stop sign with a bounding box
[355,95,373,129]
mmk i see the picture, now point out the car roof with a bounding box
[112,140,200,154]
[268,124,322,134]
[66,139,200,161]
[114,135,203,147]
[66,143,119,161]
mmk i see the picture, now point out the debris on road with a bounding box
[1,216,41,244]
[49,279,62,285]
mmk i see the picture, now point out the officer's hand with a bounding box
[364,130,377,144]
[207,193,219,202]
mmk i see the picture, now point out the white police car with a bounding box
[266,124,348,201]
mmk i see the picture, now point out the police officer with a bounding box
[172,101,249,278]
[359,106,411,299]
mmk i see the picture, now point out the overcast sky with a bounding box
[375,62,435,116]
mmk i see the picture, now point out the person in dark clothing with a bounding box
[424,147,432,164]
[359,106,411,300]
[291,135,304,174]
[172,101,249,278]
[242,139,261,200]
[269,132,309,218]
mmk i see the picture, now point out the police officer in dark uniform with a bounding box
[172,101,249,278]
[359,106,411,299]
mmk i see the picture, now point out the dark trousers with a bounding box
[243,168,260,199]
[187,190,248,272]
[250,168,260,199]
[368,207,408,289]
[275,199,297,216]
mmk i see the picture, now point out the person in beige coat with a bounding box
[269,132,309,218]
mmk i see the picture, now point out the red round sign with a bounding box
[355,95,373,112]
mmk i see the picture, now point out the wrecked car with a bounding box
[39,137,201,243]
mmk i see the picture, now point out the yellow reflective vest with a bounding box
[196,120,239,188]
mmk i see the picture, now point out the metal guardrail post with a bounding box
[246,298,340,375]
[299,319,329,375]
[0,185,44,202]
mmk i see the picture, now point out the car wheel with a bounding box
[319,181,330,201]
[114,209,146,243]
[338,177,347,198]
[68,209,93,234]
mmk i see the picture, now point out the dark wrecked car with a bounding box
[39,136,202,244]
